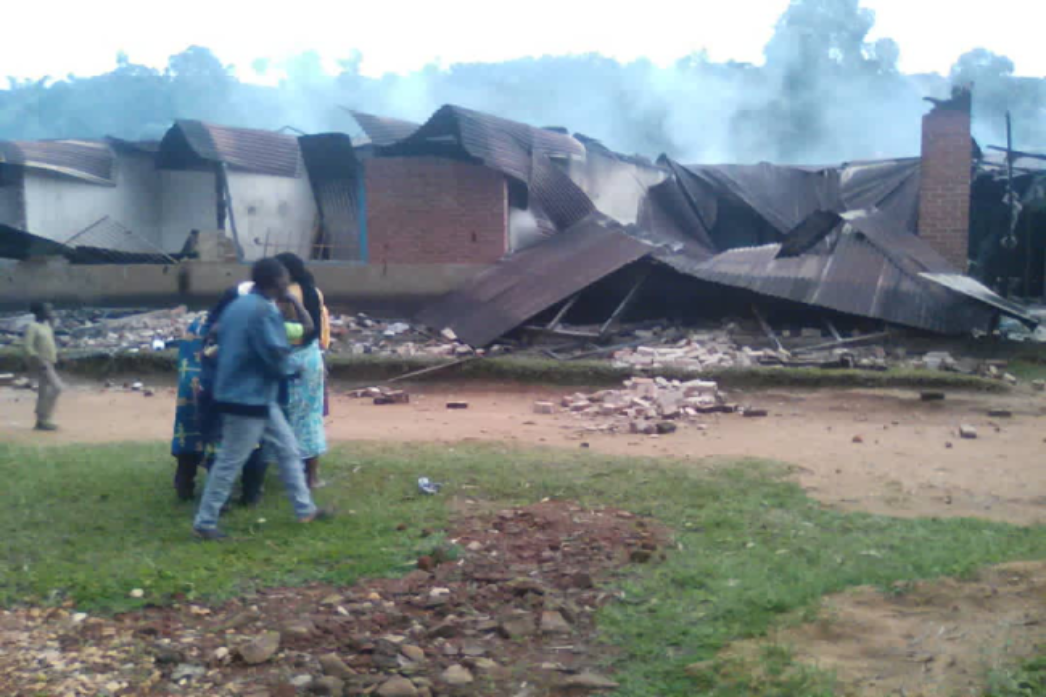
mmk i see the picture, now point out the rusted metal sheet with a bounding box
[348,111,421,147]
[416,213,653,346]
[162,120,302,177]
[0,139,114,185]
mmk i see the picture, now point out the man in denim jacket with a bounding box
[192,258,331,540]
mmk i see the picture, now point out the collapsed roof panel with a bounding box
[160,120,302,177]
[383,105,594,240]
[667,209,1018,335]
[839,158,921,231]
[0,139,115,185]
[416,213,652,346]
[671,159,843,236]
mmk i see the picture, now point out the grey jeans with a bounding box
[193,405,317,531]
[35,364,63,424]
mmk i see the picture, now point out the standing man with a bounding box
[193,258,330,540]
[24,302,63,432]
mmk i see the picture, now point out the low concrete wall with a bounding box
[0,259,488,316]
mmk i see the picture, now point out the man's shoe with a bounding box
[192,528,229,541]
[34,422,58,432]
[299,507,335,524]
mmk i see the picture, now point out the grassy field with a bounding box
[3,442,1046,695]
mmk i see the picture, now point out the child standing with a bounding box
[24,302,63,431]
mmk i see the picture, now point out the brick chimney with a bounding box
[917,87,973,271]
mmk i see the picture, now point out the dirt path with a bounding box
[2,380,1046,524]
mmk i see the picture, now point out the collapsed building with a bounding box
[1,87,1042,347]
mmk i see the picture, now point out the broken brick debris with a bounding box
[0,501,656,696]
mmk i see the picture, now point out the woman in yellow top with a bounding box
[275,253,330,489]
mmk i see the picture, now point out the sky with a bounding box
[3,0,1044,83]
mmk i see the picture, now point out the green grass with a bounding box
[2,442,1046,695]
[985,656,1046,696]
[1007,359,1046,384]
[0,346,1009,391]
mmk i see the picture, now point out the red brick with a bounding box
[365,157,508,265]
[917,100,972,270]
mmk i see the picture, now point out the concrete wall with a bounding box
[159,170,217,253]
[22,153,162,246]
[366,157,508,264]
[227,163,318,261]
[0,260,488,316]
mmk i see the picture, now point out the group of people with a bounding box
[170,253,333,539]
[24,252,334,538]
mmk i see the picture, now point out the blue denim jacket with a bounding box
[213,293,292,415]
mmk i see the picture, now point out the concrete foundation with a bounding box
[0,260,488,316]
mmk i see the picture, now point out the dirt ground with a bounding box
[733,561,1046,696]
[2,378,1046,525]
[5,379,1046,695]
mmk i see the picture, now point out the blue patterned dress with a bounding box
[171,317,208,457]
[286,340,328,459]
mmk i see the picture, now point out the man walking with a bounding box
[193,258,330,540]
[24,302,63,432]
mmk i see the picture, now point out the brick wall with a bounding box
[917,90,973,271]
[365,157,508,265]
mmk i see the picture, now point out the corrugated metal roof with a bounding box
[162,120,302,177]
[0,224,69,260]
[839,158,921,231]
[299,133,361,261]
[416,213,653,346]
[920,273,1037,326]
[348,111,421,147]
[383,105,593,238]
[655,156,924,253]
[0,139,114,185]
[674,159,842,236]
[667,209,1008,335]
[105,136,162,154]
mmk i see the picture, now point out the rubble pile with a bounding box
[609,329,753,372]
[0,501,660,696]
[324,315,495,359]
[535,377,758,436]
[0,306,1033,388]
[0,307,198,354]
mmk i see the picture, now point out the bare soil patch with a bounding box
[728,561,1046,696]
[2,380,1045,524]
[0,501,664,697]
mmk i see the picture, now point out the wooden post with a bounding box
[599,269,651,338]
[547,295,579,331]
[751,305,784,353]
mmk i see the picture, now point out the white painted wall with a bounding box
[227,161,318,260]
[23,153,161,246]
[159,169,217,253]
